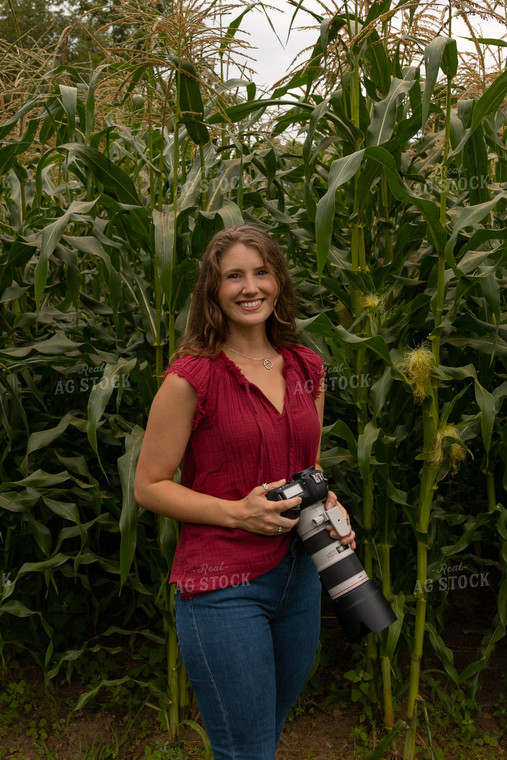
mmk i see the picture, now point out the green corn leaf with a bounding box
[474,381,496,460]
[26,515,52,556]
[60,144,150,241]
[0,119,38,175]
[17,554,70,576]
[422,37,457,126]
[63,235,122,317]
[0,332,83,359]
[59,85,77,136]
[87,359,138,472]
[0,471,72,491]
[34,199,96,308]
[315,150,365,277]
[180,151,209,210]
[384,593,405,660]
[119,425,144,586]
[153,208,175,305]
[426,621,459,683]
[366,74,416,147]
[0,600,39,617]
[0,489,39,513]
[357,423,381,484]
[323,419,358,455]
[24,412,81,466]
[371,368,393,419]
[461,122,490,205]
[158,516,180,567]
[216,200,244,227]
[84,65,107,141]
[171,58,210,145]
[480,270,501,328]
[206,159,241,211]
[363,28,392,96]
[0,96,41,140]
[219,3,256,59]
[120,262,158,346]
[444,191,507,270]
[364,146,446,252]
[43,497,81,525]
[449,68,507,158]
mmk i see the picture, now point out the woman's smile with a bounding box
[236,299,264,310]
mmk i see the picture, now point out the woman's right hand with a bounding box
[235,479,301,536]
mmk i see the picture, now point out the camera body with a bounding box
[268,467,328,518]
[267,467,396,642]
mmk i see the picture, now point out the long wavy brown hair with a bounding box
[172,225,298,361]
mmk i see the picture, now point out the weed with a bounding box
[143,740,189,759]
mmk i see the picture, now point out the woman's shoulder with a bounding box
[168,352,213,371]
[165,352,215,386]
[164,353,215,429]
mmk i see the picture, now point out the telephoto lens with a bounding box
[267,467,396,642]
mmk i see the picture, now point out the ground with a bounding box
[1,597,506,760]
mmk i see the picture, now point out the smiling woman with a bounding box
[133,224,356,760]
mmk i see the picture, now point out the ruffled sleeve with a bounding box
[289,344,326,399]
[165,355,212,430]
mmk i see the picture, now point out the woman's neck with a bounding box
[223,328,271,355]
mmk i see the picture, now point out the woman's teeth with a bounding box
[238,300,262,308]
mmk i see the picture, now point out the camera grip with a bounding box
[266,488,301,519]
[280,504,302,519]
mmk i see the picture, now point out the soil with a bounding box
[1,597,506,760]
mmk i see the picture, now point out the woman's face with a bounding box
[217,243,279,332]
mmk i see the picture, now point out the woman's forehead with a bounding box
[218,243,267,270]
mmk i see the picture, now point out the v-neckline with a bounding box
[220,349,288,416]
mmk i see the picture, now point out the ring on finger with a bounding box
[277,526,282,533]
[262,482,269,491]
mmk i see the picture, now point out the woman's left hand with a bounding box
[325,491,356,550]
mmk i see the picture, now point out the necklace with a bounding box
[224,344,274,370]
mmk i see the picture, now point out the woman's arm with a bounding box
[134,372,301,535]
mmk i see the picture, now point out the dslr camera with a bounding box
[267,467,396,642]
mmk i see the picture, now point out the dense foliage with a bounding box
[0,1,506,757]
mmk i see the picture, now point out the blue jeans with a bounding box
[175,537,322,760]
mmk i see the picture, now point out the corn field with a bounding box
[0,0,506,758]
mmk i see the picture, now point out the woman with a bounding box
[134,224,356,760]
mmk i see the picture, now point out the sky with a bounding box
[222,0,506,90]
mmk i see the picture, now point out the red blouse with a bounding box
[166,344,325,597]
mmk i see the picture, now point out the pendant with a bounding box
[264,358,273,370]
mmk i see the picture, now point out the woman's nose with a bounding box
[241,274,258,294]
